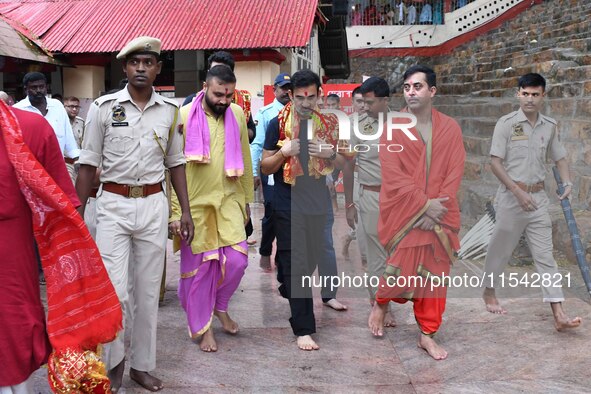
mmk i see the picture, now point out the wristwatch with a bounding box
[328,150,337,161]
[563,181,573,187]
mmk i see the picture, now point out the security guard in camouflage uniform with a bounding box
[76,36,194,392]
[482,73,581,331]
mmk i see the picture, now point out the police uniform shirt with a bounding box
[79,87,185,185]
[71,116,85,148]
[349,113,383,186]
[490,108,566,184]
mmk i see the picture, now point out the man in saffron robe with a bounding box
[368,65,465,360]
[170,65,254,352]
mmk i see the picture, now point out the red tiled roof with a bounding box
[0,0,318,53]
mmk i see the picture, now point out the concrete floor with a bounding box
[31,202,591,393]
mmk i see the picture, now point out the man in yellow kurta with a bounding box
[170,65,253,352]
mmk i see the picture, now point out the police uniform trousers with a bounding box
[484,188,564,302]
[84,197,97,239]
[95,189,168,371]
[359,186,389,300]
[65,162,77,187]
[353,172,367,262]
[0,377,31,394]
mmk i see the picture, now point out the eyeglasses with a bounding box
[64,105,80,109]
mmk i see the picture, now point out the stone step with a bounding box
[459,179,499,224]
[457,117,498,137]
[436,100,516,118]
[567,37,591,53]
[463,154,491,181]
[555,65,591,82]
[463,135,492,156]
[545,82,587,99]
[470,88,511,98]
[559,119,591,141]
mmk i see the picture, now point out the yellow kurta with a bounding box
[170,102,254,254]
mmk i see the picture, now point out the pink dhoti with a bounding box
[178,241,248,337]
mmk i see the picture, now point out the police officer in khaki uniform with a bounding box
[482,73,581,331]
[64,96,85,185]
[76,36,194,392]
[343,77,395,326]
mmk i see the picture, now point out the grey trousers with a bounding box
[359,187,389,300]
[483,188,564,302]
[95,190,168,371]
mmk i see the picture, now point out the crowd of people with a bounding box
[350,0,475,26]
[0,33,583,393]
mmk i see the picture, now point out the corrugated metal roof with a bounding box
[0,15,64,64]
[0,0,318,53]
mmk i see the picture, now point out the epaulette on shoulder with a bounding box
[499,110,519,123]
[93,93,118,107]
[541,114,557,125]
[162,96,180,108]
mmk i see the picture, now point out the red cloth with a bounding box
[376,246,448,335]
[376,108,465,332]
[0,108,80,385]
[0,104,121,387]
[377,108,465,257]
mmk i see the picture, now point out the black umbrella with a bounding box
[552,166,591,296]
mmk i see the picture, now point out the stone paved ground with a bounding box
[31,202,591,393]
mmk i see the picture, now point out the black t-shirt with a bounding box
[263,116,330,214]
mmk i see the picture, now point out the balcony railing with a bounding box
[348,0,476,27]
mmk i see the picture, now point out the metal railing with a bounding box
[348,0,475,26]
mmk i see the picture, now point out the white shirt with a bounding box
[14,96,80,158]
[419,4,432,23]
[407,5,417,24]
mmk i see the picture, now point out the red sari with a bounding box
[0,105,121,391]
[376,108,465,335]
[0,108,80,385]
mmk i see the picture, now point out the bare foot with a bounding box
[555,316,582,331]
[384,311,396,327]
[483,287,506,314]
[199,328,218,352]
[418,334,448,360]
[368,302,388,337]
[129,368,163,392]
[297,335,320,351]
[361,258,367,269]
[108,359,125,393]
[247,239,257,246]
[259,255,272,272]
[551,302,582,331]
[323,298,348,311]
[214,310,240,334]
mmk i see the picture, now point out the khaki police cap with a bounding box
[116,36,161,60]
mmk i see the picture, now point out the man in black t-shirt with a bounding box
[261,70,348,351]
